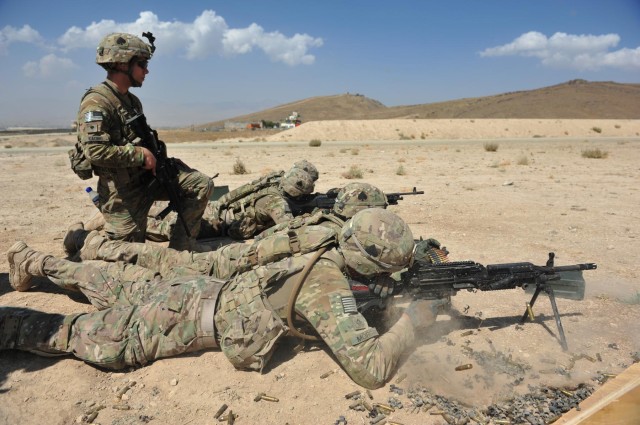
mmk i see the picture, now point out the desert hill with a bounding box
[198,79,640,129]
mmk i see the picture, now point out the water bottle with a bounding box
[86,187,100,209]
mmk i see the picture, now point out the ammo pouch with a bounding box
[216,171,284,218]
[68,141,93,180]
[214,269,289,372]
[235,225,337,273]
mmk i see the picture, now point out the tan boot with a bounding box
[63,222,88,256]
[77,230,106,261]
[84,211,106,231]
[7,241,51,292]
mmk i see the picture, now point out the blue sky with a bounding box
[1,0,639,128]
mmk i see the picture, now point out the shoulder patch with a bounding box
[341,296,358,314]
[84,111,103,123]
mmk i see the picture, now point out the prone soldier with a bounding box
[75,161,319,246]
[4,209,440,389]
[60,182,390,280]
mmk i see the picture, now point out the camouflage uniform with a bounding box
[75,33,213,250]
[64,182,390,278]
[5,210,423,389]
[256,181,389,240]
[146,167,314,241]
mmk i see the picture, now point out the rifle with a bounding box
[385,187,425,205]
[287,186,424,216]
[351,252,597,350]
[126,113,190,235]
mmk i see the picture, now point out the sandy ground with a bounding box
[1,119,639,425]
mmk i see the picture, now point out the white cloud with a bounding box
[23,53,76,78]
[0,24,44,54]
[480,31,639,70]
[223,23,323,65]
[56,10,322,66]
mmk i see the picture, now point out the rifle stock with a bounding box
[125,113,190,235]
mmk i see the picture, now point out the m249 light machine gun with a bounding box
[351,252,597,350]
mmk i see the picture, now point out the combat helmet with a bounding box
[339,209,414,276]
[280,167,315,198]
[293,160,319,182]
[96,32,154,66]
[333,182,388,219]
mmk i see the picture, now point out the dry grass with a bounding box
[581,148,608,159]
[484,142,499,152]
[232,158,249,174]
[342,165,364,179]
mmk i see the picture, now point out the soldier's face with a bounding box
[131,58,149,86]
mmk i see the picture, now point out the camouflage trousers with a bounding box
[146,200,226,242]
[7,257,222,369]
[79,232,248,280]
[98,162,214,250]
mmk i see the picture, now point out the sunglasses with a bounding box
[135,60,149,70]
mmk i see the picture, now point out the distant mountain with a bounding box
[197,80,640,129]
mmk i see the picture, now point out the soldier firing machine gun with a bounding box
[288,187,425,216]
[351,252,597,350]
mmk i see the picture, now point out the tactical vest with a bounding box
[214,226,344,372]
[69,82,146,184]
[255,209,346,241]
[216,171,284,217]
[233,224,338,275]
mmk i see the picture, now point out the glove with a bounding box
[368,275,396,298]
[414,237,449,263]
[326,187,340,198]
[404,298,447,329]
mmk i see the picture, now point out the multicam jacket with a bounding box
[206,171,294,239]
[76,79,147,185]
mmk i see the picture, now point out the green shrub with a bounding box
[591,127,602,133]
[308,139,322,147]
[396,165,406,176]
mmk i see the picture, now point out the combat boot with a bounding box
[84,211,106,231]
[63,222,89,256]
[7,241,51,292]
[76,230,106,261]
[0,307,68,355]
